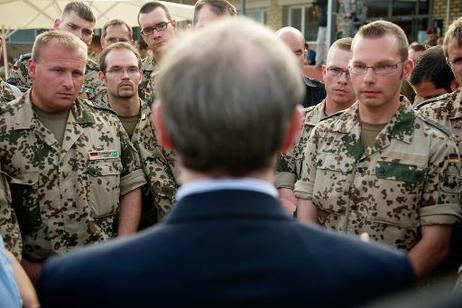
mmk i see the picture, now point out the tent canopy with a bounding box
[0,0,193,81]
[0,0,194,35]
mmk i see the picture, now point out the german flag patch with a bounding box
[448,153,460,164]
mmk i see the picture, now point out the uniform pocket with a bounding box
[371,161,424,228]
[313,153,354,214]
[9,172,41,235]
[87,160,122,218]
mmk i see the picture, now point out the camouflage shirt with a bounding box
[294,98,462,250]
[139,56,158,104]
[0,163,22,259]
[8,54,104,100]
[93,98,179,220]
[0,78,16,104]
[276,100,343,189]
[415,87,462,155]
[0,91,146,260]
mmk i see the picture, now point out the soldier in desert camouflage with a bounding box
[137,2,178,103]
[294,20,462,280]
[8,1,103,100]
[96,42,178,226]
[0,30,146,282]
[275,37,355,214]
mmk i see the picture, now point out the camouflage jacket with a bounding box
[8,54,104,100]
[0,78,16,104]
[415,87,462,155]
[276,100,343,189]
[0,163,22,259]
[139,56,158,104]
[93,98,179,219]
[0,91,146,260]
[294,98,462,250]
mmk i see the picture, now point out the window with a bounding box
[246,9,265,24]
[288,5,317,41]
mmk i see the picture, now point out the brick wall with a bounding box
[432,0,462,33]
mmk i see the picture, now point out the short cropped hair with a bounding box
[409,42,426,52]
[443,17,462,57]
[99,42,141,74]
[138,1,172,25]
[32,30,88,62]
[193,0,237,25]
[157,17,304,175]
[101,19,133,41]
[331,37,352,51]
[353,20,409,61]
[409,46,454,92]
[62,1,96,23]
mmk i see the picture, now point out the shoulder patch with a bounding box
[417,113,452,137]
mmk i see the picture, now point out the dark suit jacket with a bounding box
[38,189,415,307]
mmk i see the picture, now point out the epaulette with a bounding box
[86,58,100,71]
[318,109,345,123]
[414,92,453,110]
[416,113,452,137]
[84,99,117,115]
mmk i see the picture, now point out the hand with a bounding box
[278,188,297,215]
[20,258,43,285]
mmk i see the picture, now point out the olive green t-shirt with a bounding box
[119,114,140,138]
[33,106,69,144]
[360,122,387,149]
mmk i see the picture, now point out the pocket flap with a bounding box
[376,161,425,184]
[317,153,354,173]
[9,172,39,186]
[87,161,122,176]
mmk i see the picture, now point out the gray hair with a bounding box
[156,17,304,175]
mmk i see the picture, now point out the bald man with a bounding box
[276,27,326,107]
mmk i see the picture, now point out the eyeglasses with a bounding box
[326,67,349,78]
[140,21,171,35]
[349,60,406,76]
[447,57,462,67]
[106,66,140,76]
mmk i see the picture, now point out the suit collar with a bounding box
[165,190,292,223]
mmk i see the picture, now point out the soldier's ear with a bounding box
[98,71,107,83]
[152,101,173,149]
[280,105,303,154]
[53,18,61,30]
[28,59,36,80]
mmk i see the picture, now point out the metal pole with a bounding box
[1,27,9,81]
[326,0,336,48]
[446,0,451,33]
[241,0,246,15]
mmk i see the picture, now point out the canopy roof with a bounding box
[0,0,194,34]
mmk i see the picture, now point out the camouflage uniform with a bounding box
[0,163,22,259]
[415,88,462,155]
[93,98,178,225]
[139,55,158,104]
[0,90,146,260]
[8,54,104,100]
[294,97,462,250]
[276,100,343,189]
[0,78,15,104]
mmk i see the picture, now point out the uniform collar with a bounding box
[9,90,95,130]
[327,96,415,160]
